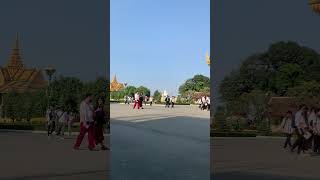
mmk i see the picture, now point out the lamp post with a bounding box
[44,66,56,108]
[310,0,320,14]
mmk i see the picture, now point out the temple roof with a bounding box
[110,74,124,92]
[0,33,46,93]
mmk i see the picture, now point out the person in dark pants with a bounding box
[94,96,109,150]
[291,105,308,154]
[171,96,175,108]
[313,109,320,153]
[46,106,56,137]
[165,95,170,108]
[279,111,294,149]
[139,94,144,109]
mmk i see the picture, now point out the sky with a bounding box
[213,0,320,105]
[0,0,106,81]
[111,0,210,96]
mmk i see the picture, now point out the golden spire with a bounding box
[205,52,210,66]
[7,32,23,68]
[110,74,124,92]
[112,74,118,83]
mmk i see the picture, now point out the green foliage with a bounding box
[214,106,228,131]
[2,76,108,121]
[136,86,150,97]
[179,74,210,99]
[124,86,137,97]
[153,90,161,102]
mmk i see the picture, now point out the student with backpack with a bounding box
[279,111,294,149]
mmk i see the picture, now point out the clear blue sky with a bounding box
[111,0,210,96]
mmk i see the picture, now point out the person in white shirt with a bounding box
[201,96,206,110]
[279,111,294,149]
[56,108,69,139]
[149,96,153,106]
[206,96,211,111]
[74,93,96,150]
[291,104,308,154]
[171,96,176,108]
[312,109,320,153]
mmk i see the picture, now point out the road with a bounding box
[110,103,210,180]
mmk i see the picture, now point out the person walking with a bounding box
[313,109,320,153]
[133,92,140,109]
[206,96,211,111]
[171,96,176,108]
[46,106,55,138]
[165,95,170,108]
[139,94,144,109]
[279,111,294,149]
[68,112,75,136]
[149,96,153,106]
[73,93,96,151]
[56,108,69,139]
[291,105,308,154]
[94,97,109,150]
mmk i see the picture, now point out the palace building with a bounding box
[110,74,124,92]
[0,33,46,93]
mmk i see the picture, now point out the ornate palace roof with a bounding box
[110,74,124,92]
[0,33,46,93]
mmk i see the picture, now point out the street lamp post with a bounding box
[44,66,56,108]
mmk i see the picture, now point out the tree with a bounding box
[179,74,210,95]
[124,86,137,97]
[50,76,84,112]
[153,90,161,102]
[3,91,19,122]
[274,63,304,95]
[136,86,150,97]
[219,41,320,102]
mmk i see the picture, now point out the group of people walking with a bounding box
[73,94,109,150]
[164,95,176,108]
[128,92,154,109]
[279,104,320,154]
[197,96,210,111]
[46,93,109,151]
[46,107,75,139]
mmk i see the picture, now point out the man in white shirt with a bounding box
[74,93,95,150]
[291,105,308,154]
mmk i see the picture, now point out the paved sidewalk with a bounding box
[212,137,320,179]
[111,104,210,180]
[0,131,109,180]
